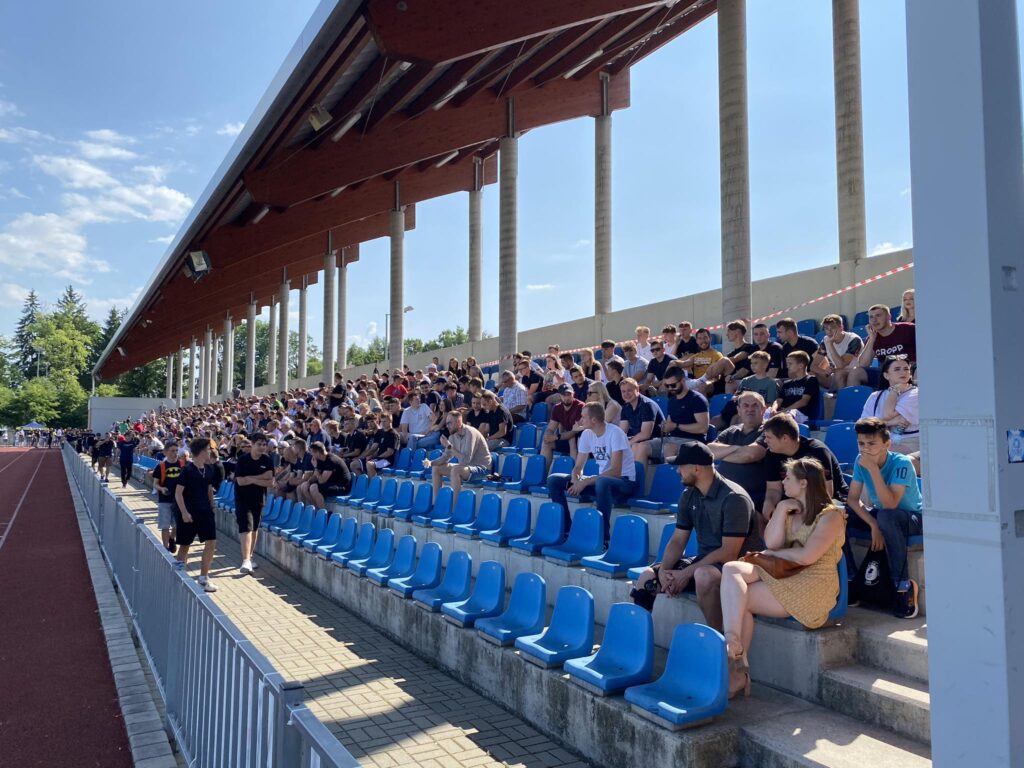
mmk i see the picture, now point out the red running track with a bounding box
[0,448,132,767]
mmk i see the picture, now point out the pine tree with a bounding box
[55,285,90,327]
[84,307,125,390]
[14,290,41,378]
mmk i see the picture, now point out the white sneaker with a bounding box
[198,576,218,592]
[239,560,253,574]
[249,559,258,570]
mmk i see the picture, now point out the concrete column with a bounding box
[222,315,234,398]
[277,280,290,391]
[322,252,336,377]
[718,0,752,348]
[594,109,613,315]
[297,276,308,380]
[189,337,197,405]
[337,256,348,370]
[176,347,184,407]
[468,160,483,342]
[498,135,519,360]
[165,354,173,399]
[267,298,277,387]
[245,300,257,395]
[203,327,213,404]
[907,1,1024,764]
[388,209,405,370]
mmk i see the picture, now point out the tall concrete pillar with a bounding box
[595,75,613,316]
[277,280,290,391]
[337,255,348,371]
[176,347,184,407]
[718,0,752,347]
[267,298,277,387]
[322,252,336,377]
[189,337,197,405]
[165,354,173,399]
[245,300,257,394]
[498,134,519,360]
[222,315,234,398]
[203,327,213,404]
[297,276,308,380]
[388,208,405,370]
[468,160,483,342]
[907,1,1024,764]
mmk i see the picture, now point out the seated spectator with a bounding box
[604,359,626,405]
[720,321,756,393]
[412,398,451,452]
[720,456,847,697]
[812,314,863,391]
[579,348,603,381]
[303,441,353,508]
[464,394,488,432]
[850,303,917,385]
[541,384,585,464]
[382,373,408,401]
[898,289,915,323]
[619,377,664,464]
[775,318,819,378]
[843,418,923,619]
[761,413,847,524]
[362,414,399,480]
[399,391,433,448]
[642,338,677,394]
[660,325,679,355]
[498,369,530,423]
[558,352,577,378]
[710,392,770,510]
[621,342,649,382]
[584,380,621,426]
[675,321,700,357]
[549,402,637,543]
[480,391,513,450]
[539,354,569,405]
[684,328,726,396]
[597,339,624,377]
[860,356,919,455]
[442,382,464,409]
[734,351,779,411]
[446,357,464,378]
[661,367,710,459]
[517,359,543,404]
[771,351,820,423]
[569,366,593,401]
[631,442,758,631]
[634,325,653,360]
[427,410,492,497]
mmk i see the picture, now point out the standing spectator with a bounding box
[619,377,664,465]
[709,392,770,510]
[775,318,819,378]
[427,411,491,497]
[812,314,863,391]
[498,369,530,423]
[661,368,710,459]
[234,434,275,574]
[117,433,139,488]
[860,356,919,455]
[541,384,585,464]
[851,304,917,385]
[151,441,186,553]
[174,438,220,592]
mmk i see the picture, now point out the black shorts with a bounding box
[176,510,216,546]
[554,438,573,454]
[316,482,347,498]
[235,502,262,534]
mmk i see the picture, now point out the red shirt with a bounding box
[552,399,585,432]
[872,323,916,363]
[383,383,408,400]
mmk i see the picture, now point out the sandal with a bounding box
[725,632,751,699]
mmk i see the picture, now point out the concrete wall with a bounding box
[88,396,176,431]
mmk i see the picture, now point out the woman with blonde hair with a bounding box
[583,380,621,425]
[897,288,915,323]
[579,347,603,381]
[719,456,846,698]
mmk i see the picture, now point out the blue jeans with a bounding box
[549,473,637,545]
[409,432,441,452]
[844,505,923,585]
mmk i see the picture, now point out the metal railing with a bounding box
[63,444,359,768]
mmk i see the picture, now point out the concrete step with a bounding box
[846,610,929,684]
[739,704,932,768]
[820,664,930,744]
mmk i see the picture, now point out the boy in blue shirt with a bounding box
[845,417,923,618]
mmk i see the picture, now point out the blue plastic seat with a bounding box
[630,464,683,512]
[708,393,732,419]
[515,586,595,668]
[394,483,432,522]
[393,449,425,478]
[504,454,546,493]
[828,386,873,425]
[333,474,368,506]
[380,480,413,517]
[282,504,315,541]
[623,623,728,729]
[484,453,521,489]
[413,485,452,527]
[318,516,357,557]
[330,521,375,566]
[347,528,395,576]
[476,572,547,646]
[366,535,417,586]
[853,310,870,327]
[269,500,299,534]
[542,507,605,565]
[433,489,476,532]
[509,502,565,555]
[529,402,549,424]
[654,395,669,418]
[305,511,341,551]
[353,476,382,510]
[382,448,411,476]
[485,379,496,391]
[441,561,506,627]
[293,508,328,546]
[367,478,398,514]
[260,496,284,528]
[454,492,501,538]
[407,449,442,480]
[531,455,575,496]
[501,423,538,455]
[412,551,473,611]
[799,423,810,437]
[480,497,531,547]
[565,603,654,695]
[581,515,649,577]
[627,524,698,580]
[825,422,859,469]
[797,318,818,337]
[388,542,444,597]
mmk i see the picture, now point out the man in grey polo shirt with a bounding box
[630,442,759,631]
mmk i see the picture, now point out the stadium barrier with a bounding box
[62,444,359,768]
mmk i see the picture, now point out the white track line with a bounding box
[0,453,47,555]
[0,451,29,475]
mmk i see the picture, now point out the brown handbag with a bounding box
[741,551,807,579]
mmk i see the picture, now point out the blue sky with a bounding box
[0,1,996,355]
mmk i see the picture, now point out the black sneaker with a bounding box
[166,537,177,554]
[894,579,919,619]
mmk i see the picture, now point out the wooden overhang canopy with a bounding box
[95,0,716,380]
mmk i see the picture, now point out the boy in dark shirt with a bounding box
[305,441,353,508]
[775,318,820,378]
[773,351,821,422]
[118,435,139,487]
[234,434,275,574]
[174,438,219,592]
[151,441,186,553]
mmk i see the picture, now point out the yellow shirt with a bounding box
[690,349,724,378]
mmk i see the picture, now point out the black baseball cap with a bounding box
[670,442,715,466]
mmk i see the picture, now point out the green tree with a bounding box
[1,377,59,426]
[118,360,166,398]
[30,314,92,377]
[0,335,22,389]
[86,306,125,386]
[14,290,42,378]
[51,370,88,428]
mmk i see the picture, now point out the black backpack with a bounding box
[851,551,897,608]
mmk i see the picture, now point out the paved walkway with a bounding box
[113,481,587,768]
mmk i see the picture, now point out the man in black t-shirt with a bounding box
[234,434,275,574]
[305,441,353,508]
[481,391,513,450]
[151,441,186,553]
[96,433,115,483]
[772,351,821,422]
[709,392,770,509]
[775,318,820,378]
[465,395,488,432]
[174,438,219,592]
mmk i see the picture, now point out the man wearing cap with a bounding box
[541,384,585,464]
[630,442,758,631]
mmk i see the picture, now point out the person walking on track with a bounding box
[174,438,219,592]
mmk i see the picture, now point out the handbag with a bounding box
[741,551,807,579]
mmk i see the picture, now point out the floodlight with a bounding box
[308,104,333,132]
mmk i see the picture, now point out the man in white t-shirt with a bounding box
[548,401,637,544]
[399,392,434,449]
[812,313,863,391]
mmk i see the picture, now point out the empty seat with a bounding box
[565,603,654,695]
[334,474,368,506]
[330,521,375,567]
[654,395,669,418]
[630,464,683,512]
[501,423,538,455]
[413,485,452,526]
[828,386,873,425]
[623,623,728,730]
[293,508,328,546]
[581,515,649,577]
[515,586,595,668]
[412,551,473,612]
[282,504,315,541]
[367,478,398,514]
[484,453,521,489]
[797,318,818,337]
[353,476,382,510]
[530,402,550,424]
[305,511,341,552]
[476,573,547,646]
[542,507,605,565]
[433,489,476,532]
[441,561,506,628]
[393,449,426,478]
[627,524,698,581]
[269,500,299,534]
[382,448,411,476]
[347,528,395,577]
[480,497,531,547]
[509,502,565,555]
[708,393,732,420]
[366,535,417,586]
[393,483,432,522]
[318,516,357,558]
[379,480,413,517]
[825,422,859,469]
[504,454,546,493]
[388,542,444,598]
[530,455,575,497]
[407,449,442,480]
[260,496,284,528]
[454,492,502,538]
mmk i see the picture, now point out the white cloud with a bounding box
[133,164,169,183]
[365,321,379,338]
[0,185,29,201]
[77,141,138,160]
[0,282,30,305]
[0,211,109,281]
[85,287,143,320]
[526,283,555,291]
[870,241,912,256]
[84,129,135,145]
[34,154,117,188]
[0,99,22,118]
[572,239,591,249]
[217,122,244,138]
[149,235,175,245]
[0,126,47,144]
